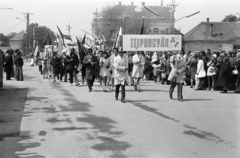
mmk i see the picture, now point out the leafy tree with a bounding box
[0,34,9,46]
[21,23,56,55]
[222,14,239,22]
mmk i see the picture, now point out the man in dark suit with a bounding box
[4,50,13,80]
[83,48,98,92]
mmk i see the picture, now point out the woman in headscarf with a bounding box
[168,50,187,102]
[132,51,145,92]
[207,54,217,91]
[99,51,110,92]
[217,57,231,93]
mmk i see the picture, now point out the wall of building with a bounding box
[10,40,22,50]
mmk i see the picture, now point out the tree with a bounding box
[6,32,16,40]
[0,33,9,46]
[21,23,56,55]
[222,14,240,22]
[92,4,149,45]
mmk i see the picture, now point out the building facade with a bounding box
[9,31,25,50]
[184,19,240,52]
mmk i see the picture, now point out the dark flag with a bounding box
[82,34,86,45]
[41,32,52,48]
[140,19,145,35]
[57,26,66,47]
[76,36,88,63]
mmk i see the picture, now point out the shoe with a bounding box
[121,98,126,103]
[134,85,137,91]
[53,80,56,83]
[179,99,183,102]
[190,86,193,88]
[115,97,118,100]
[220,91,227,93]
[75,83,80,86]
[89,89,92,92]
[104,90,107,92]
[211,89,214,92]
[138,89,141,92]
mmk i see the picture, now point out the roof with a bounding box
[184,22,240,42]
[10,31,25,41]
[114,4,170,19]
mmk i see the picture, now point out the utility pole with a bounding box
[167,0,177,34]
[66,22,72,36]
[24,12,33,56]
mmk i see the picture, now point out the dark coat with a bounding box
[190,59,198,79]
[50,56,61,68]
[4,54,13,72]
[83,55,98,80]
[217,61,231,87]
[70,53,79,67]
[14,55,24,67]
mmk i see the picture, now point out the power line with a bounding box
[4,21,24,34]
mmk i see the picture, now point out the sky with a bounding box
[1,0,240,38]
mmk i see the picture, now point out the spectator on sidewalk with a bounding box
[4,50,13,80]
[14,51,24,81]
[189,54,198,88]
[217,57,231,93]
[231,52,240,93]
[195,55,206,90]
[207,54,217,91]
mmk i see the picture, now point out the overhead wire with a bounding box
[4,21,24,34]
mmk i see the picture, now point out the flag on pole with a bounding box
[143,6,160,16]
[57,34,63,55]
[140,19,145,35]
[57,26,74,46]
[76,36,88,63]
[41,32,52,48]
[57,26,70,55]
[115,26,123,50]
[82,34,86,44]
[34,43,40,57]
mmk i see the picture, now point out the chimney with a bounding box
[131,2,134,6]
[207,18,209,22]
[161,0,163,6]
[210,24,214,36]
[119,1,121,5]
[142,2,145,6]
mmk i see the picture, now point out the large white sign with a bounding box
[123,35,182,51]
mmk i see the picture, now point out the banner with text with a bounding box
[123,35,182,51]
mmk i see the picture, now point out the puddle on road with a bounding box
[46,117,72,124]
[38,131,47,136]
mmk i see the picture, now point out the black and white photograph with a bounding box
[0,0,239,157]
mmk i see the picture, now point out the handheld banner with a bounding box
[123,35,182,51]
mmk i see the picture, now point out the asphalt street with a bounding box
[0,63,239,158]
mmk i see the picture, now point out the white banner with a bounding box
[123,35,182,51]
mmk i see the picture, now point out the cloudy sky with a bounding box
[0,0,240,38]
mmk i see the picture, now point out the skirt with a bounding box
[16,67,24,81]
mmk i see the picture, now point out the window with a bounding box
[153,28,159,34]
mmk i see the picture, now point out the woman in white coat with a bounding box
[114,51,128,103]
[195,55,206,90]
[99,51,110,92]
[132,51,145,92]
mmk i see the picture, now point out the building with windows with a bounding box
[9,31,25,50]
[184,19,240,52]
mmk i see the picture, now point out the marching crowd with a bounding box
[1,47,240,103]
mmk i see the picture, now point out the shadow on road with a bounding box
[0,86,44,158]
[183,98,212,102]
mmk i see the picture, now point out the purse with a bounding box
[232,66,238,75]
[161,72,166,78]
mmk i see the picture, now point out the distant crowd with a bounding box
[1,47,240,95]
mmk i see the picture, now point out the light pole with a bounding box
[0,8,12,10]
[173,11,200,34]
[33,26,38,49]
[16,17,27,53]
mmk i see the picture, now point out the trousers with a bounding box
[115,84,126,99]
[169,82,183,100]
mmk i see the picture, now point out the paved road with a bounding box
[0,63,239,158]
